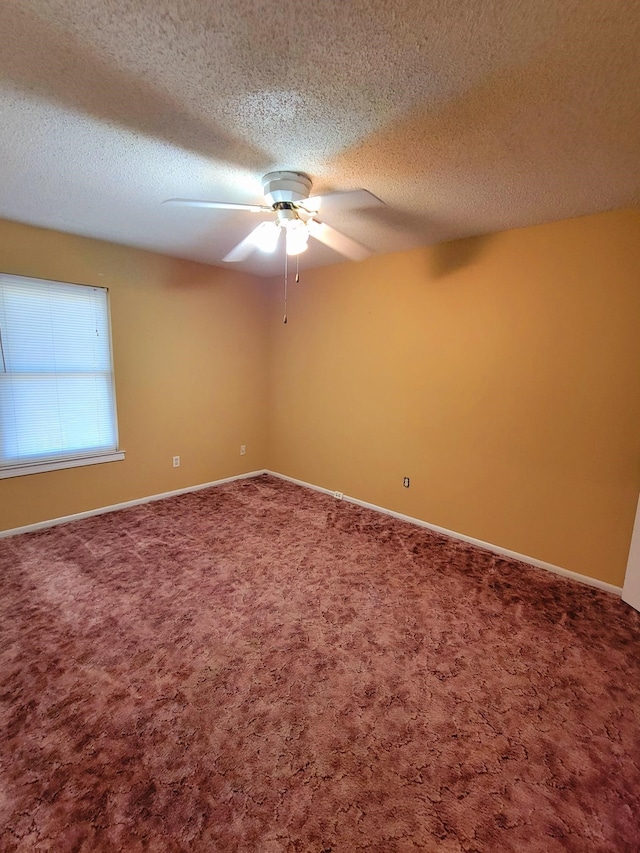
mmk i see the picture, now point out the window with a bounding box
[0,274,124,478]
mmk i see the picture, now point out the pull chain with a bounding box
[283,251,288,324]
[283,253,301,324]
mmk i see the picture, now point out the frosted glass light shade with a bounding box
[285,220,309,255]
[254,221,280,253]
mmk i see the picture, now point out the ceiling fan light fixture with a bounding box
[285,219,309,255]
[166,171,381,264]
[254,220,280,253]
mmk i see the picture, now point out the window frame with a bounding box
[0,272,125,479]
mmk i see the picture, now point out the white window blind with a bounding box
[0,274,122,476]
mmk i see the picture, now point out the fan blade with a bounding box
[307,219,372,261]
[163,198,272,213]
[299,188,383,215]
[223,221,278,262]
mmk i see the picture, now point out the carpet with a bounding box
[1,474,639,852]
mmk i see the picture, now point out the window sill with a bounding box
[0,451,126,479]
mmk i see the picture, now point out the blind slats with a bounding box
[0,275,118,467]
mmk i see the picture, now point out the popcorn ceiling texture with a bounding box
[0,0,638,275]
[1,475,640,851]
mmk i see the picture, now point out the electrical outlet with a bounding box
[403,477,410,488]
[240,444,246,456]
[173,456,180,468]
[334,491,344,500]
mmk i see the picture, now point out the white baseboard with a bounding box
[266,470,623,596]
[0,470,267,538]
[2,467,623,597]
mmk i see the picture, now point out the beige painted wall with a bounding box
[0,220,269,530]
[2,209,639,588]
[266,208,640,587]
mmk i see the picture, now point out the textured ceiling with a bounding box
[0,0,638,276]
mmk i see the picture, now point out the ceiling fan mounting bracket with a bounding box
[262,171,312,205]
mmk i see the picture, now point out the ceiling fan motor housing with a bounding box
[263,171,312,205]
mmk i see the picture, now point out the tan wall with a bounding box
[3,209,639,588]
[0,220,269,530]
[266,208,640,587]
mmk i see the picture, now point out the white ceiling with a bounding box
[1,0,639,277]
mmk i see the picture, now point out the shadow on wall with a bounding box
[358,205,495,276]
[429,233,494,278]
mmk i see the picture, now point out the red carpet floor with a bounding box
[1,474,640,851]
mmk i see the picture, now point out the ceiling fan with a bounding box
[163,171,384,263]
